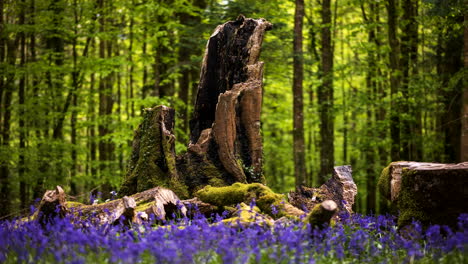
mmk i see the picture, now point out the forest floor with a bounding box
[1,208,467,264]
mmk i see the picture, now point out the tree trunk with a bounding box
[19,0,27,209]
[400,0,419,161]
[386,0,401,161]
[293,0,307,187]
[462,13,468,162]
[318,0,334,184]
[0,37,19,217]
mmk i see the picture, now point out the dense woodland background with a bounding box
[0,0,466,218]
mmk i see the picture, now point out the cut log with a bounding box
[289,165,357,215]
[119,106,188,198]
[179,15,272,193]
[378,161,468,227]
[305,200,338,228]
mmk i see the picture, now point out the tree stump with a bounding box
[119,16,272,197]
[179,15,272,193]
[378,161,468,227]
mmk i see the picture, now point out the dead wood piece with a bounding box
[36,186,67,226]
[289,165,357,215]
[305,200,338,228]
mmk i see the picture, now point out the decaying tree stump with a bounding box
[289,165,357,216]
[378,161,468,227]
[119,16,272,197]
[179,15,272,192]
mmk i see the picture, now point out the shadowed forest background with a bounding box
[0,0,466,218]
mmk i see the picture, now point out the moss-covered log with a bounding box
[195,182,304,219]
[378,161,468,227]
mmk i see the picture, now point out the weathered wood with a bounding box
[378,161,468,227]
[179,16,272,193]
[289,165,357,215]
[35,186,189,225]
[36,186,67,226]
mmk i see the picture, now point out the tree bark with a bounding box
[119,106,187,198]
[386,0,401,161]
[181,16,271,193]
[293,0,307,187]
[462,13,468,162]
[318,0,334,184]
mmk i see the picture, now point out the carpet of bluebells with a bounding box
[1,207,467,264]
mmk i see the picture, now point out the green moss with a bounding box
[65,201,86,208]
[397,168,430,227]
[378,164,392,201]
[221,203,273,226]
[119,106,190,199]
[135,201,153,212]
[195,182,288,218]
[168,178,189,199]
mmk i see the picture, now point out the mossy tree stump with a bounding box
[378,161,468,227]
[119,106,188,198]
[120,16,272,197]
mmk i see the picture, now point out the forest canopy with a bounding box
[0,0,466,218]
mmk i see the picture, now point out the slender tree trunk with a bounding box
[0,0,5,128]
[19,0,28,209]
[293,0,307,187]
[462,13,468,162]
[128,14,135,118]
[400,0,418,161]
[362,1,377,214]
[386,0,400,161]
[318,0,334,184]
[0,37,19,216]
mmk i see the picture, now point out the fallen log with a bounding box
[33,186,190,225]
[378,161,468,227]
